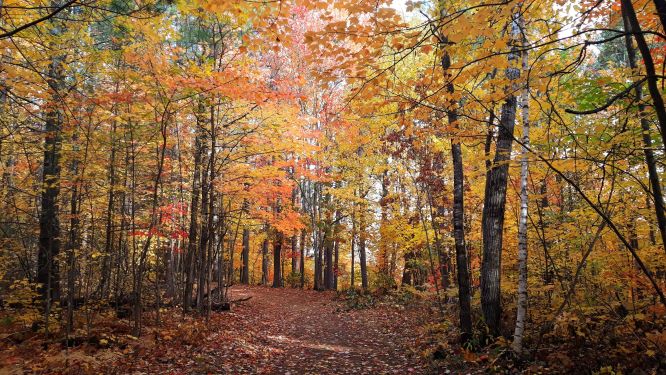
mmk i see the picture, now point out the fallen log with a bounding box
[230,296,252,304]
[208,296,252,312]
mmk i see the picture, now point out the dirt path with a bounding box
[225,285,427,374]
[115,285,430,374]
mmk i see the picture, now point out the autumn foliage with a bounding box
[1,0,666,373]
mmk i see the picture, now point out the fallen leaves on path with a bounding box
[122,285,431,374]
[2,286,435,374]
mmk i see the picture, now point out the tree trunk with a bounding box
[241,228,250,284]
[622,8,666,253]
[333,236,339,290]
[262,234,269,286]
[622,0,666,160]
[359,206,368,290]
[113,141,129,306]
[299,229,306,288]
[197,136,210,312]
[65,147,80,340]
[350,207,356,289]
[314,228,324,291]
[37,48,64,309]
[481,15,520,337]
[291,180,298,278]
[216,207,226,301]
[291,234,298,278]
[273,232,283,287]
[379,169,390,277]
[512,22,529,353]
[324,225,334,290]
[402,251,416,286]
[204,104,217,314]
[440,33,473,343]
[183,125,203,312]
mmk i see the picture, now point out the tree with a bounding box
[36,1,67,320]
[512,13,530,353]
[241,228,250,284]
[273,231,283,288]
[480,9,521,337]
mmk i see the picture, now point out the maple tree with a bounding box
[0,0,666,373]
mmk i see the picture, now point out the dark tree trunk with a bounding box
[37,53,64,306]
[299,229,306,288]
[291,180,298,277]
[324,226,334,290]
[451,119,473,343]
[622,0,666,159]
[622,8,666,253]
[359,207,368,290]
[205,104,217,316]
[281,242,285,285]
[262,236,269,286]
[197,139,210,312]
[350,208,356,289]
[114,142,130,305]
[480,16,521,337]
[480,61,519,338]
[402,251,416,286]
[273,232,283,287]
[291,234,298,277]
[439,34,473,343]
[216,206,226,301]
[379,169,390,276]
[333,237,339,290]
[314,230,324,291]
[65,150,80,337]
[241,228,250,284]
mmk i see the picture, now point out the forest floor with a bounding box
[1,285,446,374]
[8,285,658,374]
[117,285,434,374]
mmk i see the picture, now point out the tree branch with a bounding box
[0,0,78,40]
[565,77,647,115]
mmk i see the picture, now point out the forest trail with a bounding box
[114,286,431,374]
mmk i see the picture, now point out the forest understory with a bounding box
[2,285,433,374]
[1,284,665,374]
